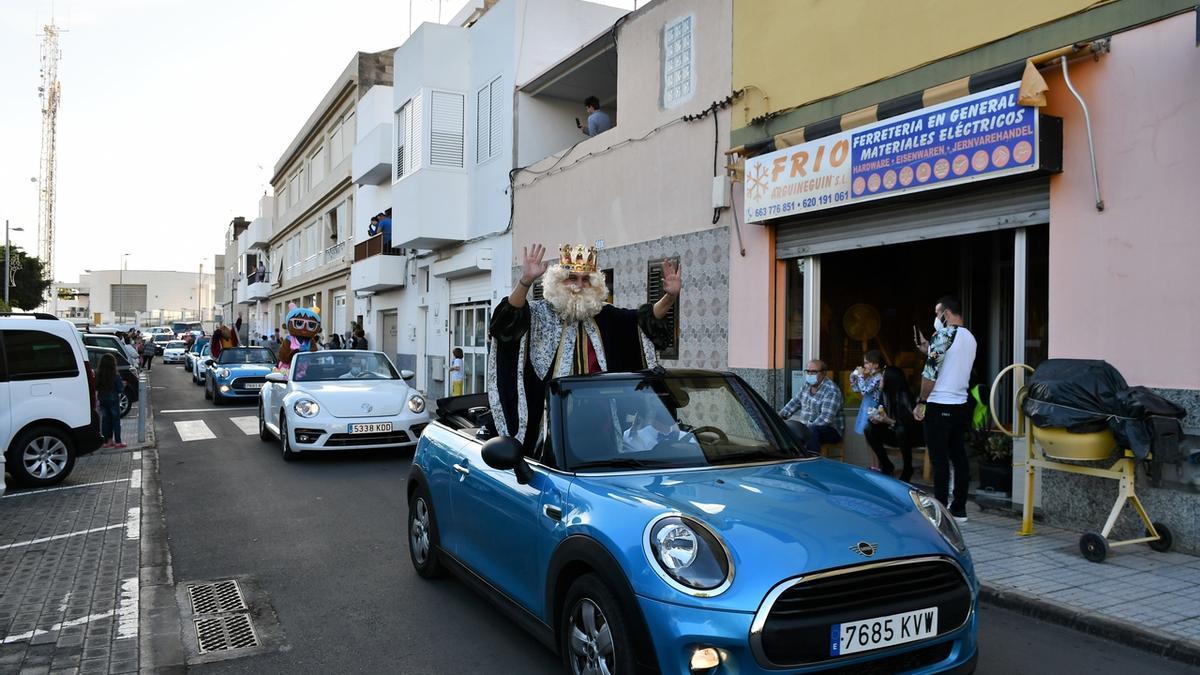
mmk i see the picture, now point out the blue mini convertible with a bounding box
[407,370,977,674]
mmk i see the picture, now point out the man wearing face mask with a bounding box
[913,296,977,522]
[778,359,844,455]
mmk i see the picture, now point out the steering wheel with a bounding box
[690,426,729,443]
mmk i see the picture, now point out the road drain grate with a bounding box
[188,580,248,615]
[195,614,259,654]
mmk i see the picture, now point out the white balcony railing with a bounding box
[324,241,347,265]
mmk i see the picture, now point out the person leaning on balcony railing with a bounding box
[578,96,612,137]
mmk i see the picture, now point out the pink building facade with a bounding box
[728,10,1200,549]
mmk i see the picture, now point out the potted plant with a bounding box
[973,431,1013,494]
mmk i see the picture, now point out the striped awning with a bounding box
[735,41,1101,159]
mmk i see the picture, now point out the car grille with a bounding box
[754,557,971,667]
[230,376,267,391]
[821,641,954,675]
[324,430,414,447]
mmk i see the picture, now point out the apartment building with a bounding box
[267,49,396,344]
[354,0,626,398]
[512,0,734,372]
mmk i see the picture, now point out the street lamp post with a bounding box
[4,220,25,306]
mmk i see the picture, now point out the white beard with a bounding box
[542,266,607,323]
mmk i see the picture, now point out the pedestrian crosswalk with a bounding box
[171,415,260,442]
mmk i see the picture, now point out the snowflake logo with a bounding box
[747,163,770,201]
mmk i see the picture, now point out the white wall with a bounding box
[80,269,216,324]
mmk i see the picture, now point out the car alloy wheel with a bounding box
[258,402,273,442]
[13,427,75,485]
[408,485,445,579]
[281,416,298,461]
[566,598,615,675]
[119,392,131,417]
[410,497,432,566]
[561,575,636,675]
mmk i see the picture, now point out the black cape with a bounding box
[487,298,670,452]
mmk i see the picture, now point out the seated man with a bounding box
[779,359,844,454]
[339,355,370,379]
[622,400,697,452]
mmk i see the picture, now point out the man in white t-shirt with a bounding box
[622,402,698,453]
[914,296,977,522]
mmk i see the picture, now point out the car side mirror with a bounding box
[481,436,533,485]
[400,369,415,381]
[785,420,811,450]
[205,359,215,367]
[265,373,287,384]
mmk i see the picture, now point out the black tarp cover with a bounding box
[1022,359,1185,460]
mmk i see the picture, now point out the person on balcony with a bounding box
[578,96,612,137]
[256,260,266,284]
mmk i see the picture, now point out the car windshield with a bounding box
[292,352,398,382]
[216,348,276,365]
[555,374,802,472]
[166,341,186,349]
[153,335,171,343]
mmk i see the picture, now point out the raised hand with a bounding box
[520,244,550,285]
[661,259,682,296]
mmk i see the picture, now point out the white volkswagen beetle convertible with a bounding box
[257,350,431,461]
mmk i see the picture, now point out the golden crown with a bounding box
[559,244,598,273]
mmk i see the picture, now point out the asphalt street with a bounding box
[150,363,1192,674]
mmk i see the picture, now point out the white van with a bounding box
[1,313,103,491]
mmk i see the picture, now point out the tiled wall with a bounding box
[513,226,732,371]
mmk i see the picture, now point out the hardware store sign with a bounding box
[744,82,1039,222]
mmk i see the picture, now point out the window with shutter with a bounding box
[476,77,503,163]
[662,16,694,108]
[476,82,490,164]
[430,91,464,168]
[489,77,503,160]
[395,95,423,180]
[646,260,680,359]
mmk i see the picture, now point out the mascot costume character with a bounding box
[276,303,322,376]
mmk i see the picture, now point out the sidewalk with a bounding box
[0,384,160,674]
[964,502,1200,665]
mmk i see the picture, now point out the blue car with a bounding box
[408,369,977,674]
[204,346,277,405]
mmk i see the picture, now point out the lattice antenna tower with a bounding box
[37,18,63,285]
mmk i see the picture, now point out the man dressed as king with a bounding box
[487,243,682,449]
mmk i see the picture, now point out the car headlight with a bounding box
[219,369,231,379]
[293,399,320,418]
[909,489,966,552]
[407,394,425,414]
[644,514,733,596]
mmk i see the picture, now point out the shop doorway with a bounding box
[449,302,489,395]
[784,226,1048,418]
[380,310,398,365]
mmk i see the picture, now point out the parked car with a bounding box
[183,337,210,373]
[81,333,140,373]
[1,313,103,489]
[202,347,276,405]
[407,369,978,674]
[84,346,139,417]
[258,350,429,461]
[190,343,212,385]
[151,334,172,355]
[161,340,188,364]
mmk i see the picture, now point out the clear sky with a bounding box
[0,0,634,284]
